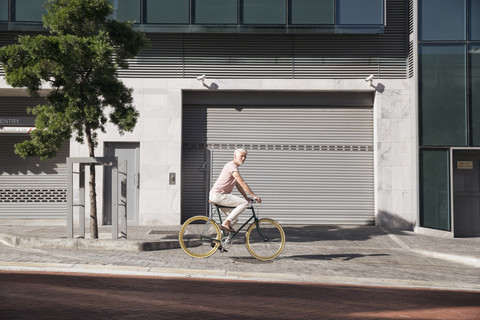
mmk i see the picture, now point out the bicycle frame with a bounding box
[209,203,268,242]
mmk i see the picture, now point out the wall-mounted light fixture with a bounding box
[196,74,209,88]
[365,74,374,86]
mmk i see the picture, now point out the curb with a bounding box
[1,261,479,291]
[0,234,180,251]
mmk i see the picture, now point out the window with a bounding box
[419,0,466,41]
[470,45,480,145]
[336,0,384,25]
[241,0,285,25]
[146,0,189,24]
[419,45,467,146]
[194,0,237,24]
[0,0,8,21]
[14,0,46,22]
[469,0,480,40]
[420,149,451,231]
[289,0,334,25]
[113,0,141,23]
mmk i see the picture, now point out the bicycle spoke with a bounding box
[179,216,221,258]
[245,219,285,261]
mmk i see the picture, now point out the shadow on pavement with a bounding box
[289,253,390,261]
[281,225,392,243]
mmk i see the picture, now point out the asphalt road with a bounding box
[1,271,479,320]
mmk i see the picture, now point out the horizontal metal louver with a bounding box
[0,135,69,218]
[0,96,47,115]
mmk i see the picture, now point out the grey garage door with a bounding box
[182,91,374,225]
[0,135,69,218]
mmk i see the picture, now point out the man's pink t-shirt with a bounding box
[211,160,239,194]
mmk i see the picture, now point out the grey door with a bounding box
[453,151,480,237]
[104,142,140,225]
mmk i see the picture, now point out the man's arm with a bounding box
[232,171,262,203]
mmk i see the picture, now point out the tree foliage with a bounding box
[0,0,149,237]
[0,0,149,159]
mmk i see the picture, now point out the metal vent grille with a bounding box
[189,143,373,152]
[0,189,66,202]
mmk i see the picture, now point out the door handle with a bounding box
[200,161,207,172]
[135,172,140,188]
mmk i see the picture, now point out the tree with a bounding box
[0,0,149,238]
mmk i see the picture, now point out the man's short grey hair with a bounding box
[234,148,248,156]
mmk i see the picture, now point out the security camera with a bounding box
[196,74,206,81]
[365,74,374,82]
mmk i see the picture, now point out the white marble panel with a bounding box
[141,165,169,190]
[141,141,169,165]
[143,117,169,142]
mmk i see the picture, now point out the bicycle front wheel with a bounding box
[179,216,221,258]
[245,218,286,261]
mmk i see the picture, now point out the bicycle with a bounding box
[179,201,286,261]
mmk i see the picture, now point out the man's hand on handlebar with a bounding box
[250,196,262,204]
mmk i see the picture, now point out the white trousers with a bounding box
[209,192,249,226]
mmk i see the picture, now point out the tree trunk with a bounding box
[85,125,98,239]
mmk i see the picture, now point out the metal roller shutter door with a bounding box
[0,135,68,218]
[183,101,374,225]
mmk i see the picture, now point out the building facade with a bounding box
[0,0,477,237]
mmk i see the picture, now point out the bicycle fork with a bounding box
[253,219,269,242]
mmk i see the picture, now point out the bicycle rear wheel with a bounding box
[179,216,221,258]
[245,218,286,261]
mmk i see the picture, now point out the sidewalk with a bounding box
[1,223,479,290]
[0,224,183,251]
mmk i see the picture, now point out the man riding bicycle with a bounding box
[209,148,262,233]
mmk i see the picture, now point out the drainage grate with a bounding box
[148,229,179,235]
[232,257,274,264]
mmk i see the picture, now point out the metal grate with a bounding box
[0,189,67,202]
[148,229,179,235]
[184,143,373,152]
[232,257,274,264]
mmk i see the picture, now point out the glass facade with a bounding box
[0,0,8,21]
[420,149,451,231]
[14,0,46,22]
[419,0,465,41]
[2,0,385,33]
[418,0,480,231]
[194,0,237,24]
[113,0,141,23]
[242,0,285,25]
[419,45,467,146]
[146,0,189,24]
[337,0,384,25]
[290,0,334,25]
[471,44,480,145]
